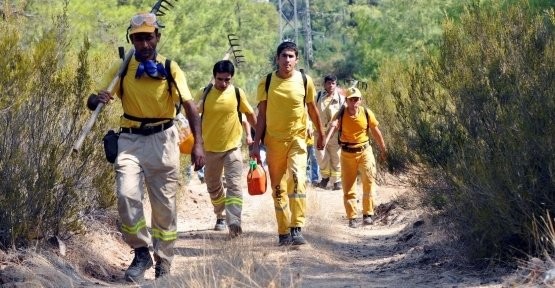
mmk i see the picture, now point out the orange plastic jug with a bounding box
[247,160,267,196]
[178,127,194,154]
[176,113,194,154]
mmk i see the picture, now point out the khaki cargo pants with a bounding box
[204,147,244,226]
[115,125,179,266]
[316,132,342,184]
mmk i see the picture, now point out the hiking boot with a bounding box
[124,247,153,282]
[290,227,307,245]
[214,219,226,231]
[154,261,170,279]
[332,182,342,191]
[363,215,373,225]
[348,218,360,228]
[278,234,292,246]
[318,178,329,189]
[229,224,243,239]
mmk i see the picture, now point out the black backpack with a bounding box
[264,69,308,102]
[200,83,242,124]
[261,69,308,143]
[337,105,370,146]
[119,58,182,125]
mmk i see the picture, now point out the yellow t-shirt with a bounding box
[256,70,316,141]
[337,107,379,148]
[100,55,193,128]
[200,84,254,152]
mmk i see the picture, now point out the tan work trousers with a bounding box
[316,132,342,184]
[115,126,179,266]
[265,135,307,235]
[340,145,377,219]
[204,147,244,226]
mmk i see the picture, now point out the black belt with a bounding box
[120,121,173,136]
[341,143,369,153]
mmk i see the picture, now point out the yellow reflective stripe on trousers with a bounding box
[152,228,178,241]
[288,193,306,199]
[225,197,243,206]
[330,171,341,177]
[211,195,225,206]
[275,203,289,211]
[121,218,147,235]
[320,168,331,177]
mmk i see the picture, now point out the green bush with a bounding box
[364,58,420,173]
[392,0,555,261]
[0,8,115,248]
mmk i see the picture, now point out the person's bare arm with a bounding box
[325,118,339,147]
[307,101,325,150]
[242,115,255,146]
[369,126,387,162]
[183,100,205,170]
[250,101,267,162]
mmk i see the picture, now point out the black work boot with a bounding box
[214,218,227,231]
[155,260,171,279]
[229,224,243,239]
[318,178,329,189]
[291,227,307,245]
[332,182,342,191]
[125,247,153,282]
[349,218,360,228]
[363,215,374,225]
[278,233,292,246]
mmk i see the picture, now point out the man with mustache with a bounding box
[88,12,204,281]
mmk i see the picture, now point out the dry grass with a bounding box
[510,213,555,286]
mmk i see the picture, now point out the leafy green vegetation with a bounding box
[373,0,555,260]
[0,5,115,247]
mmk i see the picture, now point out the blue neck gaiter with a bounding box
[135,52,167,79]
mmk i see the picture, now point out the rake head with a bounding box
[126,0,178,43]
[227,34,246,67]
[150,0,177,16]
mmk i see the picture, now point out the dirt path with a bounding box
[0,169,513,287]
[156,170,508,287]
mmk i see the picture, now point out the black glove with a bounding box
[86,93,99,111]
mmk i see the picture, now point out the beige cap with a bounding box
[345,87,362,98]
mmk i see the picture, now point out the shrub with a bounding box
[396,0,555,261]
[0,6,115,248]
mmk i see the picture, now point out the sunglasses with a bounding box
[347,97,361,102]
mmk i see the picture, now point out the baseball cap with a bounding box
[128,12,159,35]
[345,87,362,98]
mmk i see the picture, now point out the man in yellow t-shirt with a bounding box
[89,12,204,281]
[198,60,256,238]
[324,87,387,229]
[250,41,325,246]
